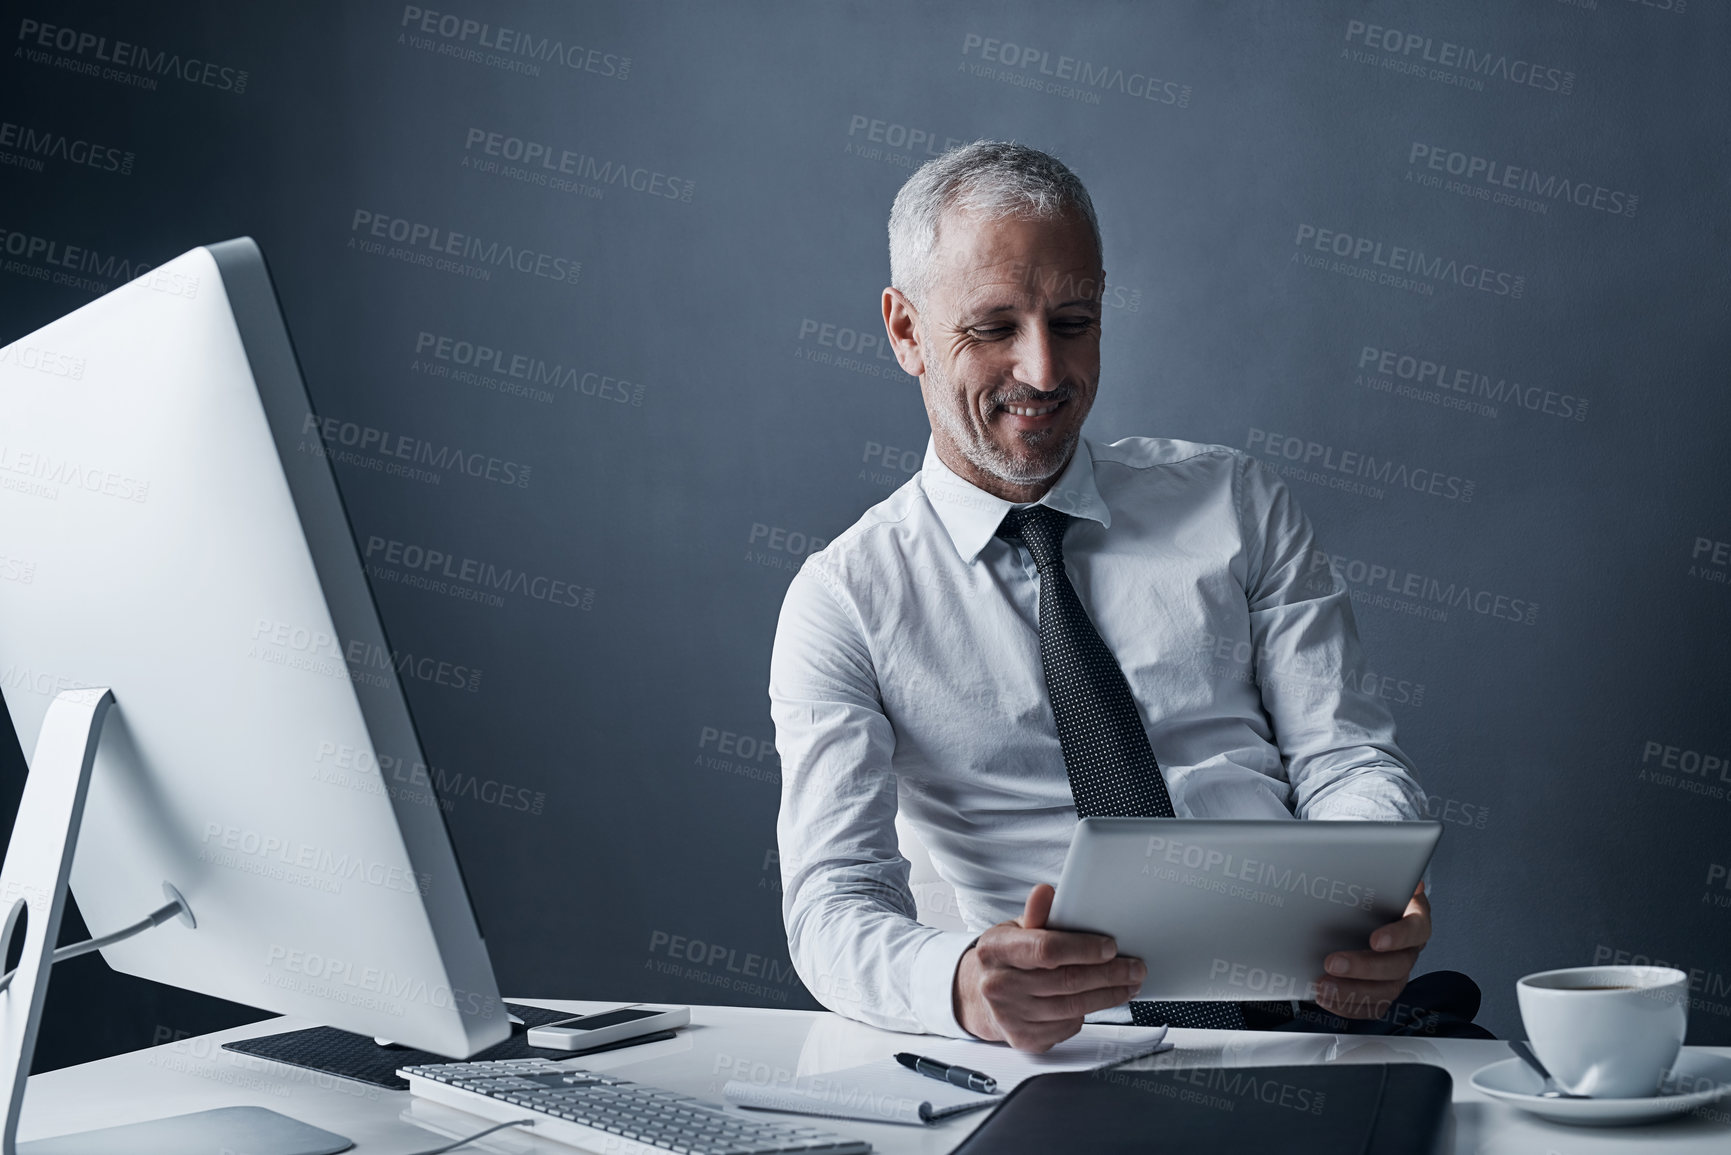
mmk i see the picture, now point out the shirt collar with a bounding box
[920,435,1112,564]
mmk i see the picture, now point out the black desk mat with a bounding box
[222,1002,677,1090]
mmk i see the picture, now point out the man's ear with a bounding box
[882,287,926,378]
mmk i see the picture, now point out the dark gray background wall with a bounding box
[2,0,1727,1069]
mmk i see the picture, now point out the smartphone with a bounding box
[525,1005,690,1052]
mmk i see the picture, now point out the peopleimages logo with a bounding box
[0,233,165,286]
[846,115,967,163]
[1357,344,1588,422]
[1688,536,1729,591]
[301,413,532,489]
[1196,631,1426,709]
[462,128,693,202]
[264,944,502,1019]
[1342,20,1574,95]
[0,120,134,175]
[349,211,580,285]
[0,442,149,503]
[15,17,250,93]
[399,6,630,79]
[363,535,595,611]
[695,725,780,787]
[413,331,645,406]
[313,742,546,816]
[1407,142,1637,218]
[0,342,85,380]
[961,33,1191,107]
[201,823,428,896]
[1246,428,1475,503]
[1309,550,1539,627]
[646,932,799,987]
[746,523,829,573]
[1293,223,1525,299]
[1142,835,1376,911]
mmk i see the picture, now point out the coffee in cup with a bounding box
[1517,965,1688,1098]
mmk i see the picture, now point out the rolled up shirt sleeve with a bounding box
[770,560,977,1037]
[1234,455,1429,823]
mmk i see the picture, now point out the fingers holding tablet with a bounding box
[1317,882,1432,1018]
[954,883,1146,1052]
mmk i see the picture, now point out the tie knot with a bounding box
[997,504,1071,567]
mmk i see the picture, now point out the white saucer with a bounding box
[1470,1052,1731,1126]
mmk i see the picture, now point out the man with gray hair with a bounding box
[771,141,1481,1050]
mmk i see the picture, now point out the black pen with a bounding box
[894,1052,998,1094]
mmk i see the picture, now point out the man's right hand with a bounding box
[952,883,1145,1052]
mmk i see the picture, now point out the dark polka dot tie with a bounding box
[998,505,1245,1032]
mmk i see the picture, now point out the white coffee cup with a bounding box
[1517,965,1688,1098]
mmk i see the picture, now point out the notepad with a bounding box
[722,1024,1170,1126]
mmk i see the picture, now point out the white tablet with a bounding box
[1047,818,1442,1003]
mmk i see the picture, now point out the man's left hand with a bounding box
[1315,882,1430,1020]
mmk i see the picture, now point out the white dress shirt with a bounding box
[769,435,1426,1037]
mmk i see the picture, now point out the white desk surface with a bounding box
[17,999,1731,1153]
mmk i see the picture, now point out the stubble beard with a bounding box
[925,355,1079,487]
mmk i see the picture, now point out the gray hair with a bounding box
[888,140,1102,311]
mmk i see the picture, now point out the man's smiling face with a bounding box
[885,208,1104,502]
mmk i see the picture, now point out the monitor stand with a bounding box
[0,688,352,1155]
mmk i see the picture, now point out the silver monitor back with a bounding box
[0,239,507,1058]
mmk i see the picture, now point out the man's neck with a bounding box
[931,437,1074,505]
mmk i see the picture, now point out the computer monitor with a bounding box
[0,239,508,1147]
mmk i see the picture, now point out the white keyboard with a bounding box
[401,1058,872,1154]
